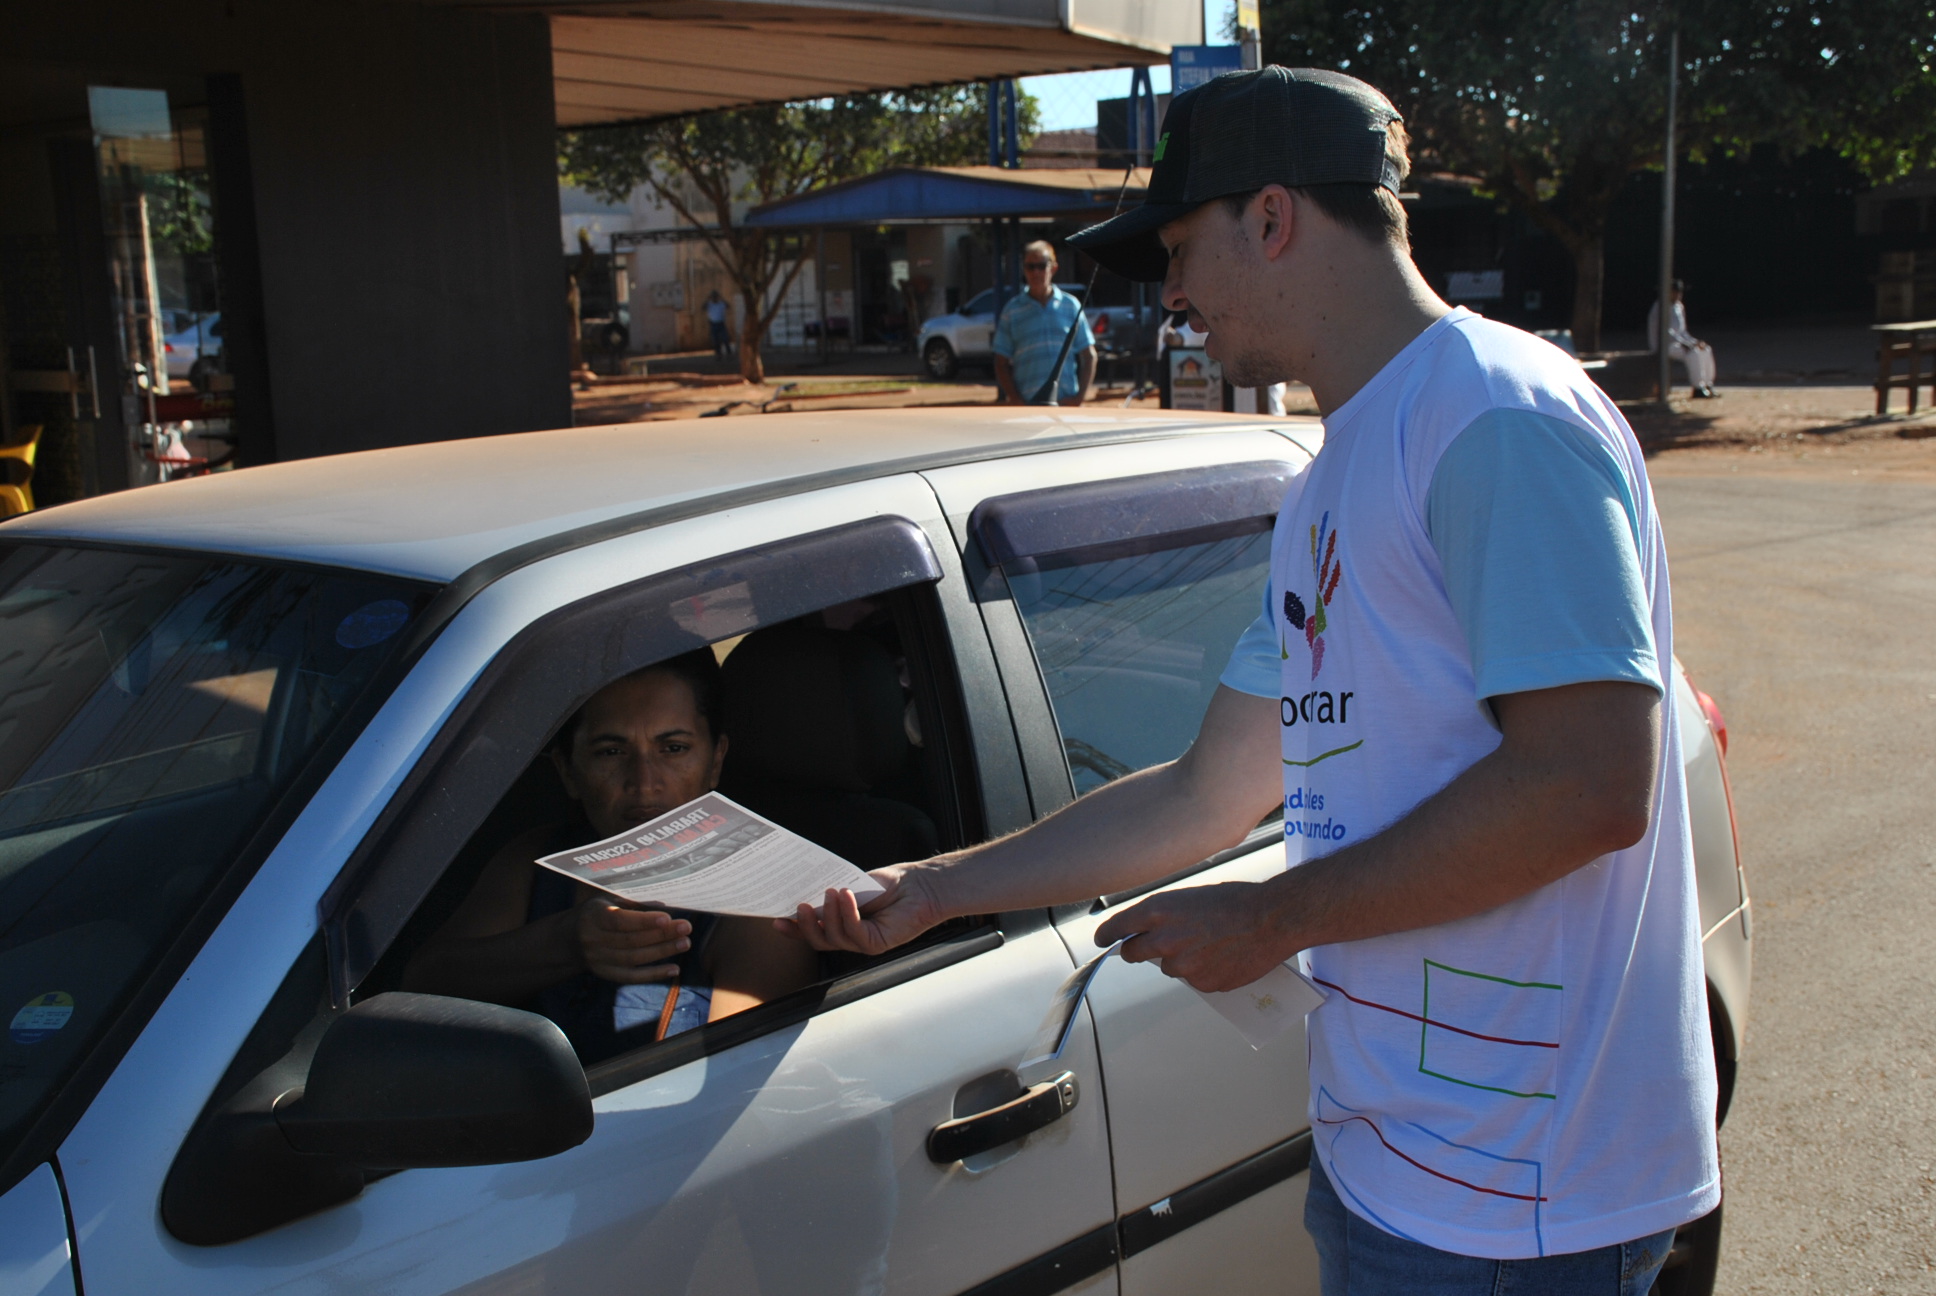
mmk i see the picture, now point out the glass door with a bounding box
[88,87,234,488]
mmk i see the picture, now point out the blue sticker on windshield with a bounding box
[336,599,411,650]
[10,992,73,1046]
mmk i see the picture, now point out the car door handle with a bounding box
[927,1072,1079,1164]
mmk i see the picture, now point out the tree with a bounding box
[560,87,1034,382]
[1261,0,1936,350]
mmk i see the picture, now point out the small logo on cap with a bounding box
[1153,133,1169,162]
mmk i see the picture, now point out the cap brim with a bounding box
[1067,203,1196,282]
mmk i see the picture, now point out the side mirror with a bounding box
[278,993,591,1167]
[164,993,591,1245]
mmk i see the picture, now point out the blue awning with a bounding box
[744,166,1149,228]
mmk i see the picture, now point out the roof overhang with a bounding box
[744,165,1151,226]
[507,0,1200,127]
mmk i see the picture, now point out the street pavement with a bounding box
[1651,442,1936,1294]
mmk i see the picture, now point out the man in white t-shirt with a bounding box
[786,67,1713,1295]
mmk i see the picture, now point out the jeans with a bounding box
[1305,1156,1676,1296]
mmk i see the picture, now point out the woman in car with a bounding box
[402,649,818,1062]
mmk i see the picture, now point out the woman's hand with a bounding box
[574,898,691,984]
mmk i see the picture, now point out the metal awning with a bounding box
[520,0,1199,126]
[744,165,1151,226]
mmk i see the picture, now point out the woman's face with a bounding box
[552,669,727,838]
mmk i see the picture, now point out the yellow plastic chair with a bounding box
[0,424,42,516]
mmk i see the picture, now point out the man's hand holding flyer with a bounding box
[536,792,883,917]
[1022,940,1329,1070]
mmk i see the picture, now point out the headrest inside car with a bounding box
[719,622,909,795]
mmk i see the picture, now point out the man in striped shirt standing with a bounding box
[992,240,1096,406]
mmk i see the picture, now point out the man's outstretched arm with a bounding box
[780,685,1283,954]
[1094,679,1661,990]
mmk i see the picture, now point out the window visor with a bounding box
[969,461,1295,575]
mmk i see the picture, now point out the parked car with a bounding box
[919,287,1160,382]
[0,409,1748,1295]
[162,312,223,387]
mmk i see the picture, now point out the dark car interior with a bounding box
[367,588,971,1036]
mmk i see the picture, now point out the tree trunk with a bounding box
[1569,233,1605,355]
[1495,159,1624,358]
[737,295,765,384]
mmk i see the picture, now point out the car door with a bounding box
[925,427,1325,1296]
[55,474,1119,1296]
[957,292,996,358]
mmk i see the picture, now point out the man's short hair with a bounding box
[1221,118,1412,246]
[1023,239,1058,264]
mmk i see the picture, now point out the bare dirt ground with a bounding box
[569,369,1326,425]
[1628,383,1936,467]
[1648,424,1936,1295]
[571,372,1002,424]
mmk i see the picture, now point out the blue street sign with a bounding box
[1170,45,1245,92]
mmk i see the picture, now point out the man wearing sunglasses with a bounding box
[991,240,1096,406]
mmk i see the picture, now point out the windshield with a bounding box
[0,543,430,1164]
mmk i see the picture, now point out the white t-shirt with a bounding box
[1232,309,1718,1259]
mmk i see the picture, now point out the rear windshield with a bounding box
[0,543,430,1164]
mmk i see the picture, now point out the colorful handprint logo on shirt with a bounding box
[1282,512,1343,680]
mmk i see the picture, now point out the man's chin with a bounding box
[1221,363,1285,390]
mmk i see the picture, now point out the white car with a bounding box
[0,409,1748,1295]
[919,287,1156,382]
[162,312,222,385]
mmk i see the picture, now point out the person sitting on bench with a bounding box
[1648,279,1718,398]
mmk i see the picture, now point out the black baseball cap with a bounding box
[1067,66,1404,282]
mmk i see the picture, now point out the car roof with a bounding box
[2,408,1314,583]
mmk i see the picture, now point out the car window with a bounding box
[962,290,993,317]
[1007,531,1271,793]
[336,517,993,1086]
[969,462,1291,798]
[373,583,979,1071]
[0,542,429,1170]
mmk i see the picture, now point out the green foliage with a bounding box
[558,85,1033,379]
[1261,0,1936,343]
[146,170,215,258]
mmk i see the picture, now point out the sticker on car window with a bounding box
[670,582,757,642]
[336,599,412,649]
[10,992,74,1045]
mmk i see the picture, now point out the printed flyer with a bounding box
[536,792,884,918]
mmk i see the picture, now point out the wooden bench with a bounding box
[1873,320,1936,414]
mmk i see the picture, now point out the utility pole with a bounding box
[987,80,1020,311]
[1237,0,1262,69]
[1657,28,1679,407]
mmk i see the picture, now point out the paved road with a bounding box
[1651,453,1936,1294]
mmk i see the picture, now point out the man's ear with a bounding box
[1256,185,1296,262]
[708,732,730,788]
